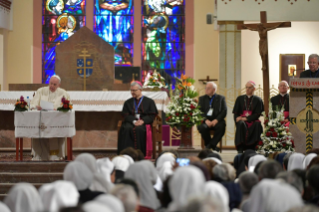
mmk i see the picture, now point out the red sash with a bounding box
[284,111,290,127]
[144,124,153,159]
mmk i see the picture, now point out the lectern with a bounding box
[289,79,319,153]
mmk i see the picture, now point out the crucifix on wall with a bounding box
[237,11,291,114]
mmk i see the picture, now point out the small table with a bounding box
[14,111,76,161]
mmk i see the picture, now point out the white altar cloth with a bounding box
[14,111,76,138]
[0,91,169,112]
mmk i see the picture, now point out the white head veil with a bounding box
[82,201,112,212]
[0,202,10,212]
[248,155,267,171]
[63,161,93,190]
[123,155,135,164]
[288,153,305,171]
[248,179,303,212]
[94,194,125,212]
[156,153,176,182]
[39,180,79,212]
[76,154,114,193]
[204,181,230,212]
[4,183,43,212]
[168,166,206,211]
[125,160,160,210]
[203,157,222,164]
[302,153,317,169]
[112,156,131,172]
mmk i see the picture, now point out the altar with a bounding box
[0,91,169,149]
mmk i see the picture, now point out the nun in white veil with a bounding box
[125,160,161,211]
[302,153,317,169]
[94,194,125,212]
[156,153,176,182]
[4,183,43,212]
[204,181,230,212]
[63,161,103,203]
[39,180,79,212]
[247,179,303,212]
[288,153,305,171]
[168,166,206,212]
[75,153,114,193]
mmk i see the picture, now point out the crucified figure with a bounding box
[241,23,285,71]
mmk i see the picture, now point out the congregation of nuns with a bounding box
[1,147,319,212]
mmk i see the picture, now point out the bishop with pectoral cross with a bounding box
[233,81,264,153]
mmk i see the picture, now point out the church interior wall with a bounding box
[241,21,319,89]
[193,0,219,147]
[6,0,33,89]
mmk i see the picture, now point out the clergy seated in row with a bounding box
[197,82,227,152]
[271,80,290,126]
[117,81,158,158]
[233,81,264,153]
[30,75,70,161]
[300,54,319,78]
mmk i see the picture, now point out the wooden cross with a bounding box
[198,76,218,84]
[237,11,291,114]
[79,48,91,91]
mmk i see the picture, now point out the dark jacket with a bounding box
[198,94,227,122]
[300,69,319,78]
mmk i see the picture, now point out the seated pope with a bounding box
[117,81,158,157]
[270,80,289,126]
[30,75,70,160]
[233,81,264,153]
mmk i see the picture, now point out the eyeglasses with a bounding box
[130,89,140,92]
[245,86,254,89]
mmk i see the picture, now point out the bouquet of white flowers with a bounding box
[256,102,295,154]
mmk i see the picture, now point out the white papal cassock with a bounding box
[30,87,70,160]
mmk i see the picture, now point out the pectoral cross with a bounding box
[79,48,91,91]
[237,11,291,114]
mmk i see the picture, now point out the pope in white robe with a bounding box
[30,75,70,160]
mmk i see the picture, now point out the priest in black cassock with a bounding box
[300,54,319,78]
[270,81,289,124]
[117,81,158,156]
[233,81,264,153]
[197,82,227,152]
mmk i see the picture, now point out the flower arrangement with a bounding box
[256,102,295,154]
[143,70,167,90]
[14,96,28,111]
[165,74,203,128]
[57,96,73,112]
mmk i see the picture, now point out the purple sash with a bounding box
[241,110,260,128]
[144,124,153,159]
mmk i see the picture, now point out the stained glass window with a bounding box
[94,0,134,66]
[142,0,185,86]
[42,0,86,83]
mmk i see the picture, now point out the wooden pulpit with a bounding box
[289,79,319,153]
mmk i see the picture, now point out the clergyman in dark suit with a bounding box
[300,54,319,78]
[197,82,227,152]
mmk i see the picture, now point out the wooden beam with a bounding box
[260,11,267,24]
[237,22,291,30]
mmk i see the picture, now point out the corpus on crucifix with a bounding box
[237,11,291,114]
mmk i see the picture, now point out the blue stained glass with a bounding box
[142,1,185,89]
[94,0,134,66]
[42,0,86,83]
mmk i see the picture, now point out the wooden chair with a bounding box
[200,130,223,152]
[117,115,163,159]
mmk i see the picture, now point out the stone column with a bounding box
[218,22,242,147]
[0,29,8,91]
